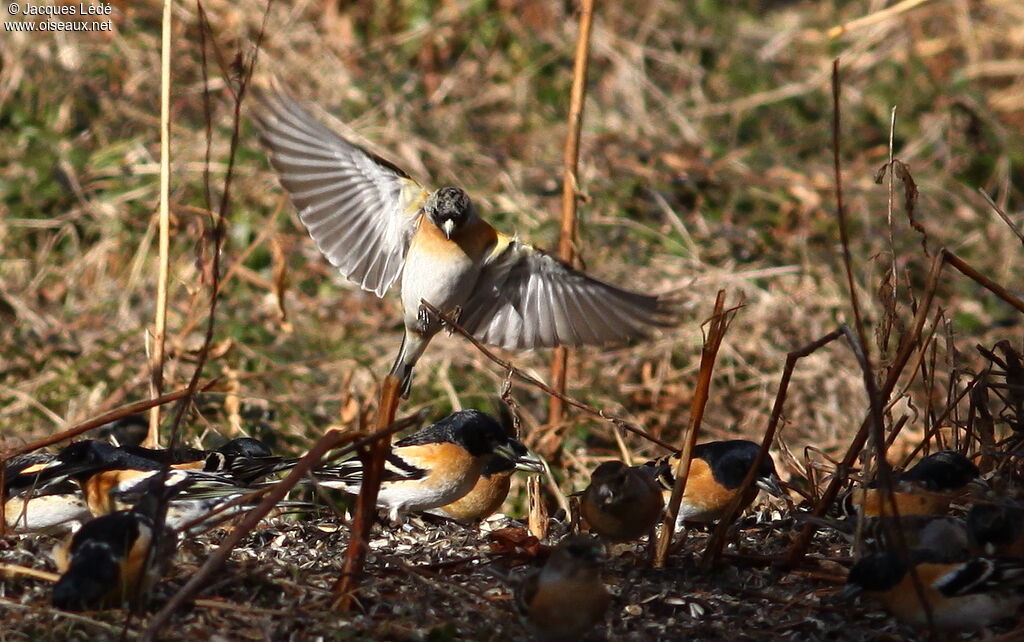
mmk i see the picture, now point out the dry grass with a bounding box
[2,0,1024,638]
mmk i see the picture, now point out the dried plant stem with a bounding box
[0,564,59,583]
[700,327,846,568]
[147,0,174,449]
[548,0,596,431]
[784,239,945,568]
[527,474,549,541]
[334,375,401,610]
[654,291,732,568]
[942,249,1024,314]
[828,0,934,38]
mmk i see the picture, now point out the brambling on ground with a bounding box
[645,439,783,528]
[580,460,664,542]
[516,535,611,641]
[4,453,91,534]
[51,478,178,611]
[428,439,544,523]
[28,440,280,532]
[840,450,982,521]
[120,436,293,483]
[968,502,1024,559]
[310,409,538,522]
[255,90,678,397]
[843,548,1024,631]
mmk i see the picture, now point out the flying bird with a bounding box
[255,90,677,395]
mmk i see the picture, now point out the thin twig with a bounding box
[654,291,732,567]
[0,385,213,463]
[334,375,401,610]
[700,327,846,567]
[548,0,596,431]
[978,188,1024,247]
[942,249,1024,314]
[147,0,174,450]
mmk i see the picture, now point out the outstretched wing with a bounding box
[458,236,678,350]
[254,90,429,297]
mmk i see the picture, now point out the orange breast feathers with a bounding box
[392,442,483,492]
[853,487,951,518]
[82,469,151,516]
[411,213,499,262]
[680,458,748,521]
[436,471,513,521]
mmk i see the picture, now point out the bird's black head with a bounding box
[846,552,902,594]
[899,450,979,491]
[55,441,162,480]
[425,186,474,238]
[589,461,628,503]
[694,440,777,490]
[396,409,510,458]
[215,437,274,460]
[481,454,517,477]
[52,542,123,611]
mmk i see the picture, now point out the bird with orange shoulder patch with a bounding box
[843,548,1024,632]
[839,450,982,521]
[255,89,678,397]
[645,440,784,529]
[51,476,179,611]
[310,410,540,522]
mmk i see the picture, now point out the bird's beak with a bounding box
[441,219,455,239]
[493,442,545,473]
[514,449,545,474]
[597,485,616,506]
[756,474,786,499]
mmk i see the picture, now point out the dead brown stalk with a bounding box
[547,0,596,435]
[653,291,733,568]
[333,375,401,610]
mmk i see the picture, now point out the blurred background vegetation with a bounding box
[2,0,1022,503]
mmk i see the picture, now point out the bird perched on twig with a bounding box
[309,410,540,522]
[580,460,664,542]
[842,548,1024,631]
[645,440,783,529]
[254,89,678,397]
[516,535,610,641]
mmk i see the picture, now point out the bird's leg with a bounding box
[415,304,433,334]
[442,305,463,336]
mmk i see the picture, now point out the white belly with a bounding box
[400,245,481,331]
